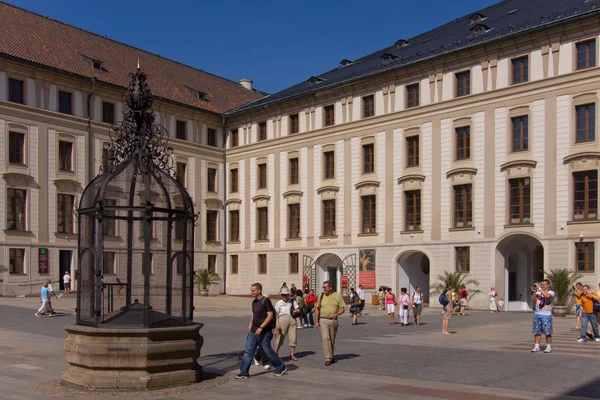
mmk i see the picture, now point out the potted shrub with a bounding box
[430,271,481,305]
[545,268,582,317]
[194,269,221,297]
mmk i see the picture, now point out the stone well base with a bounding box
[62,323,204,390]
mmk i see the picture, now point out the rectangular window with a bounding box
[58,90,72,115]
[257,207,268,240]
[230,255,239,274]
[208,254,217,274]
[102,142,114,171]
[324,151,335,180]
[8,78,24,104]
[323,199,336,236]
[456,71,470,97]
[288,203,300,239]
[512,116,529,151]
[176,120,187,140]
[102,251,116,275]
[406,83,419,108]
[206,210,218,241]
[362,95,375,118]
[574,170,598,220]
[361,195,376,234]
[258,254,267,274]
[207,128,217,147]
[258,164,267,189]
[229,210,240,242]
[576,242,595,272]
[103,199,117,236]
[576,104,595,143]
[9,131,25,165]
[230,129,239,147]
[453,185,472,228]
[406,136,419,167]
[207,168,217,192]
[230,168,238,193]
[455,247,470,272]
[9,248,24,274]
[324,105,335,127]
[509,178,531,225]
[512,56,529,84]
[7,189,26,230]
[258,122,267,141]
[58,141,73,171]
[455,126,471,160]
[175,207,185,240]
[289,253,299,274]
[289,114,299,134]
[57,194,74,234]
[102,101,115,124]
[405,190,421,231]
[577,39,596,70]
[363,144,374,174]
[289,158,299,185]
[176,162,186,187]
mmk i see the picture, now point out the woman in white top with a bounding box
[488,287,498,313]
[274,288,299,361]
[398,288,411,326]
[412,286,423,326]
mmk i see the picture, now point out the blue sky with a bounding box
[10,0,499,94]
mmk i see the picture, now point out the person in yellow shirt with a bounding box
[577,285,600,342]
[314,280,345,366]
[572,282,583,331]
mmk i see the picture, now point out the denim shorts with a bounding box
[533,314,553,335]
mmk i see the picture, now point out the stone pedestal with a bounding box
[62,323,204,390]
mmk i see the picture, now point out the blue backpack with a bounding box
[439,292,449,306]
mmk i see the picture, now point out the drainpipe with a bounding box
[87,77,97,184]
[222,115,227,294]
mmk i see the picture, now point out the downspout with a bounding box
[222,115,227,294]
[87,77,97,184]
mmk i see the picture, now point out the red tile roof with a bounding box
[0,2,263,114]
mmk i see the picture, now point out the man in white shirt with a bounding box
[531,279,555,353]
[63,271,71,294]
[356,285,366,314]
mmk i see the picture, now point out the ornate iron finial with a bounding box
[107,68,174,174]
[137,58,140,69]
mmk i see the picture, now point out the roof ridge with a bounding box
[0,1,247,88]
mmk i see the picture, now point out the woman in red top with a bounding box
[304,289,317,327]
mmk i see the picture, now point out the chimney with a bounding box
[238,78,253,91]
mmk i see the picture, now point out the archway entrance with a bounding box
[316,254,343,294]
[397,251,430,305]
[495,234,544,311]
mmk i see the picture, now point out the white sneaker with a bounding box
[263,364,271,370]
[543,347,552,353]
[253,358,260,366]
[594,338,600,342]
[531,346,540,352]
[577,338,587,343]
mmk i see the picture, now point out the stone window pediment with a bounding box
[446,167,477,180]
[53,178,82,193]
[3,172,35,186]
[500,159,537,173]
[252,194,270,208]
[397,174,425,188]
[225,198,241,211]
[283,190,303,204]
[316,185,339,200]
[204,198,222,210]
[563,151,600,169]
[354,180,380,196]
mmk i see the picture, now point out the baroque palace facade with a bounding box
[2,0,600,310]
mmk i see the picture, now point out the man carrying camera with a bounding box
[577,285,600,343]
[531,279,555,353]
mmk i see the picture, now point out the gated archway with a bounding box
[303,255,317,292]
[303,253,357,294]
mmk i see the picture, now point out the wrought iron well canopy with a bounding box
[76,67,195,328]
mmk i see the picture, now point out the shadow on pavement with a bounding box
[551,377,600,399]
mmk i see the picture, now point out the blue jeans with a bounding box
[306,308,314,326]
[239,331,285,376]
[580,312,599,340]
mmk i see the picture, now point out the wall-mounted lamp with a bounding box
[579,233,584,242]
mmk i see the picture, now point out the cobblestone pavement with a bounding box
[0,295,599,400]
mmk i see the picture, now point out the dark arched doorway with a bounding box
[495,234,544,311]
[396,251,430,305]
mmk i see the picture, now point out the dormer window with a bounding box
[307,76,324,84]
[471,24,492,36]
[395,39,410,48]
[380,53,398,64]
[185,85,207,101]
[469,13,487,24]
[340,59,354,67]
[80,54,105,71]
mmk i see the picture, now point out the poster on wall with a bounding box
[359,249,376,289]
[38,248,49,274]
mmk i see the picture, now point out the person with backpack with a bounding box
[577,285,600,343]
[458,285,469,316]
[440,283,453,334]
[274,288,299,361]
[412,286,423,326]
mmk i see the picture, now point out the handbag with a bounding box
[349,304,359,313]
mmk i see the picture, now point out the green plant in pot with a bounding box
[194,269,221,296]
[430,271,481,302]
[544,268,582,317]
